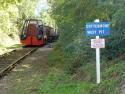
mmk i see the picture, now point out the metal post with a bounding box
[95,19,101,84]
[96,36,100,84]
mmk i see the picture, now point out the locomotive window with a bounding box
[29,21,37,24]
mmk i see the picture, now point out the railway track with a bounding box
[0,47,38,78]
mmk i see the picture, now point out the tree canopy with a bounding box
[49,0,125,60]
[0,0,38,34]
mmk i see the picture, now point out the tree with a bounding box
[49,0,125,63]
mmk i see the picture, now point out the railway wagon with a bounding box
[20,19,58,46]
[43,26,59,43]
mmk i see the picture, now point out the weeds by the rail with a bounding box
[0,44,21,55]
[38,68,94,94]
[38,51,125,94]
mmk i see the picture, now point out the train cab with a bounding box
[20,19,45,46]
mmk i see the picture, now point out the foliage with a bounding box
[38,68,94,94]
[0,0,38,33]
[0,0,38,49]
[44,0,125,93]
[39,57,125,94]
[44,51,125,94]
[48,0,125,71]
[17,0,38,29]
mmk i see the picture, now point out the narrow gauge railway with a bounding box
[0,47,38,78]
[20,19,58,46]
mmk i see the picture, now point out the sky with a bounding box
[35,0,49,16]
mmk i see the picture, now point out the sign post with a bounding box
[85,19,110,84]
[96,36,100,84]
[95,19,100,84]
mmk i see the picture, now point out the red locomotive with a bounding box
[20,19,58,46]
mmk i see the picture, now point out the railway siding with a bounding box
[0,48,38,78]
[0,47,52,94]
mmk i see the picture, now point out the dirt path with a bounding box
[0,47,52,94]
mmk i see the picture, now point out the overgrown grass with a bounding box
[38,68,94,94]
[7,44,22,49]
[0,44,21,55]
[38,50,125,94]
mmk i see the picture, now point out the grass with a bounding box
[1,42,123,94]
[0,44,21,55]
[7,44,22,48]
[38,68,94,94]
[38,50,125,94]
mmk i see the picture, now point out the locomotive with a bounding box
[20,19,58,46]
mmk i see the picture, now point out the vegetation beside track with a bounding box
[0,0,54,55]
[1,0,125,93]
[0,0,39,54]
[38,49,125,94]
[38,0,125,94]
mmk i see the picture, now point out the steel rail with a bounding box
[0,47,38,78]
